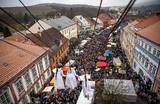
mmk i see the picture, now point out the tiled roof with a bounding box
[135,13,160,29]
[130,20,139,26]
[108,13,116,19]
[4,34,26,42]
[101,13,111,20]
[84,17,94,26]
[123,26,128,32]
[26,27,68,48]
[42,16,76,30]
[0,40,48,87]
[98,17,108,23]
[136,21,160,44]
[123,20,139,32]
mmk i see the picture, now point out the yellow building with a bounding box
[120,20,139,66]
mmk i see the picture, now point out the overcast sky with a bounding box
[0,0,154,7]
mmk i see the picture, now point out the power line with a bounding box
[0,7,57,53]
[0,17,55,57]
[19,0,59,48]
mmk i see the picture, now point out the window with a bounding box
[44,56,49,67]
[39,60,44,72]
[144,43,147,50]
[139,68,144,76]
[141,41,144,47]
[139,53,142,61]
[41,74,46,84]
[157,50,160,58]
[24,72,31,86]
[153,48,157,56]
[32,66,37,79]
[16,79,24,94]
[52,58,54,63]
[149,63,153,72]
[141,56,145,64]
[21,95,28,104]
[47,68,51,77]
[134,62,136,69]
[148,45,152,52]
[35,81,40,92]
[145,59,149,69]
[0,91,11,104]
[152,65,156,75]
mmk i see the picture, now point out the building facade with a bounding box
[72,15,91,32]
[41,16,77,40]
[132,21,160,91]
[0,40,52,104]
[120,20,139,66]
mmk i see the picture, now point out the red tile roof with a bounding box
[123,26,128,32]
[0,40,48,87]
[136,21,160,44]
[4,34,25,42]
[26,27,68,48]
[108,13,116,19]
[101,13,111,20]
[98,17,108,23]
[84,17,94,26]
[135,13,160,29]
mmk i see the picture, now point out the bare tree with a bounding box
[94,79,137,104]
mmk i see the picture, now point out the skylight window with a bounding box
[3,62,8,66]
[19,54,23,57]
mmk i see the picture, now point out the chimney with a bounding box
[59,39,63,46]
[37,32,42,38]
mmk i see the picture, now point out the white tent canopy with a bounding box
[42,86,53,92]
[65,60,75,66]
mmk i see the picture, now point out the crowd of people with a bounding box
[31,29,159,104]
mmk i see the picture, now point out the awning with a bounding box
[118,70,126,74]
[98,56,106,61]
[104,53,109,57]
[65,60,75,66]
[111,43,116,46]
[107,45,111,47]
[50,78,54,86]
[42,86,53,92]
[96,62,107,67]
[105,50,112,54]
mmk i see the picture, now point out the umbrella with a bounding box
[62,66,69,72]
[104,53,109,57]
[98,56,106,61]
[105,50,112,54]
[96,62,107,67]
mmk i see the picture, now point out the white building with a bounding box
[72,15,91,32]
[133,21,160,90]
[92,17,103,29]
